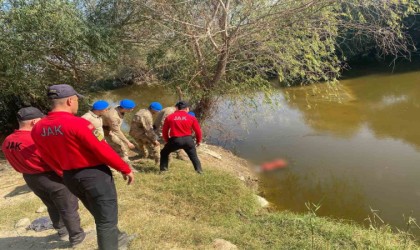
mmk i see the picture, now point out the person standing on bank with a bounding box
[81,100,109,141]
[160,101,203,174]
[154,105,190,161]
[102,99,136,162]
[2,107,85,247]
[31,84,134,250]
[129,102,162,164]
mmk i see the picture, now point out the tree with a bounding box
[1,0,418,131]
[127,0,419,120]
[0,0,123,131]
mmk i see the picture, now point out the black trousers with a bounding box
[23,172,84,244]
[63,165,118,250]
[160,136,202,172]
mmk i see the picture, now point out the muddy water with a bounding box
[96,70,420,235]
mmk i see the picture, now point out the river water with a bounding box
[97,69,420,235]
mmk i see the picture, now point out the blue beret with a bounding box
[92,100,109,111]
[188,111,196,117]
[120,99,136,109]
[149,102,163,111]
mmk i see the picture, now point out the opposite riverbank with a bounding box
[0,144,418,249]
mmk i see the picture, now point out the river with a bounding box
[96,69,420,235]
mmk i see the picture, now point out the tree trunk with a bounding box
[194,96,215,122]
[211,48,228,87]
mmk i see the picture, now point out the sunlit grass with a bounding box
[0,158,418,249]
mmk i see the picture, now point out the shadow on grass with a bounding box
[132,163,160,174]
[0,234,70,249]
[4,184,31,198]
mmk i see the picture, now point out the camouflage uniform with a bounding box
[102,107,131,161]
[153,107,176,136]
[81,111,105,141]
[129,109,160,163]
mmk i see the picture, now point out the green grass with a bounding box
[0,197,42,230]
[118,160,419,249]
[1,159,418,249]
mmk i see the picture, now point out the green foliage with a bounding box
[0,0,123,132]
[0,0,419,129]
[141,0,420,117]
[338,0,420,60]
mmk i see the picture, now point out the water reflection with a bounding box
[284,85,363,137]
[95,71,420,236]
[287,71,420,148]
[261,170,368,222]
[205,71,420,234]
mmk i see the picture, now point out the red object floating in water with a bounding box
[260,159,288,171]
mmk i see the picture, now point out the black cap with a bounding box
[48,84,84,99]
[17,107,45,121]
[175,101,189,110]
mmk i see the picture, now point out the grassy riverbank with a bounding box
[0,145,418,249]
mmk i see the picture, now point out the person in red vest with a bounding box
[2,107,85,246]
[160,101,203,174]
[31,84,134,250]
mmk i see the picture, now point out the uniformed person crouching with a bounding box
[102,99,136,162]
[81,100,109,141]
[153,106,176,136]
[129,102,162,164]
